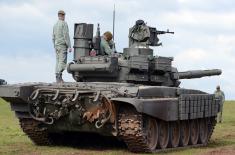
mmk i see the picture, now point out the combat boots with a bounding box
[56,73,60,83]
[56,73,64,83]
[59,73,64,83]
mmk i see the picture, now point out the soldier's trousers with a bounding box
[55,46,67,74]
[217,104,223,123]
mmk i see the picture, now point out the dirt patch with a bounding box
[201,147,235,155]
[223,134,235,139]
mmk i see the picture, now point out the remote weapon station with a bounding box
[0,18,222,153]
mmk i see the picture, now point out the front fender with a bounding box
[111,97,179,121]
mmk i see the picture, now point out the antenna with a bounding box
[112,4,115,41]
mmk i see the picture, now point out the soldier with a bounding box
[129,19,150,48]
[214,85,225,123]
[52,10,72,83]
[100,31,114,55]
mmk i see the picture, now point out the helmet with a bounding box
[135,19,144,26]
[58,10,65,15]
[103,31,113,41]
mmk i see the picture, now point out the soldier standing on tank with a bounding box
[100,31,114,55]
[214,85,225,123]
[52,10,72,83]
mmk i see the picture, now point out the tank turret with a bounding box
[67,20,221,87]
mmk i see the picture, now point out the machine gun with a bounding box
[148,27,174,46]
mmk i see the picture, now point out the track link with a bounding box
[118,113,154,152]
[19,118,53,145]
[118,107,217,153]
[207,117,217,144]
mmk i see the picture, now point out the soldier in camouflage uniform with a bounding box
[214,85,225,123]
[52,10,71,83]
[129,19,150,48]
[100,31,114,55]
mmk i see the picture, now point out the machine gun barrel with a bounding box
[178,69,222,79]
[156,29,174,35]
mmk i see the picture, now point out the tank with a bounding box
[0,20,222,153]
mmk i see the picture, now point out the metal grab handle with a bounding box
[72,90,79,102]
[93,91,101,102]
[30,89,40,100]
[95,120,103,129]
[52,89,60,101]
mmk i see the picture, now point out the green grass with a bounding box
[0,98,235,155]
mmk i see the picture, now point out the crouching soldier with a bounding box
[100,31,114,55]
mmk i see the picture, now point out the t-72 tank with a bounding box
[0,20,222,153]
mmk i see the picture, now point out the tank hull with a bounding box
[0,82,220,152]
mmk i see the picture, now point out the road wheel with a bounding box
[168,121,180,148]
[158,121,169,149]
[198,119,209,145]
[144,117,158,151]
[189,119,199,145]
[179,120,190,146]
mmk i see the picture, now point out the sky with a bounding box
[0,0,234,99]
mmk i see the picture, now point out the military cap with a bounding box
[58,10,65,15]
[104,31,113,41]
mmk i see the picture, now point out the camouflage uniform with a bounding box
[214,89,225,123]
[52,19,71,77]
[100,36,114,55]
[129,21,150,48]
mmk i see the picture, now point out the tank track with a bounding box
[118,113,151,152]
[19,118,53,145]
[19,114,216,152]
[118,107,217,153]
[207,117,217,144]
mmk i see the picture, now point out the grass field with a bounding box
[0,98,235,155]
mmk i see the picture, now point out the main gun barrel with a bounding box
[178,69,222,79]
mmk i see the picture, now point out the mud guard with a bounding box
[0,85,34,118]
[111,97,179,121]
